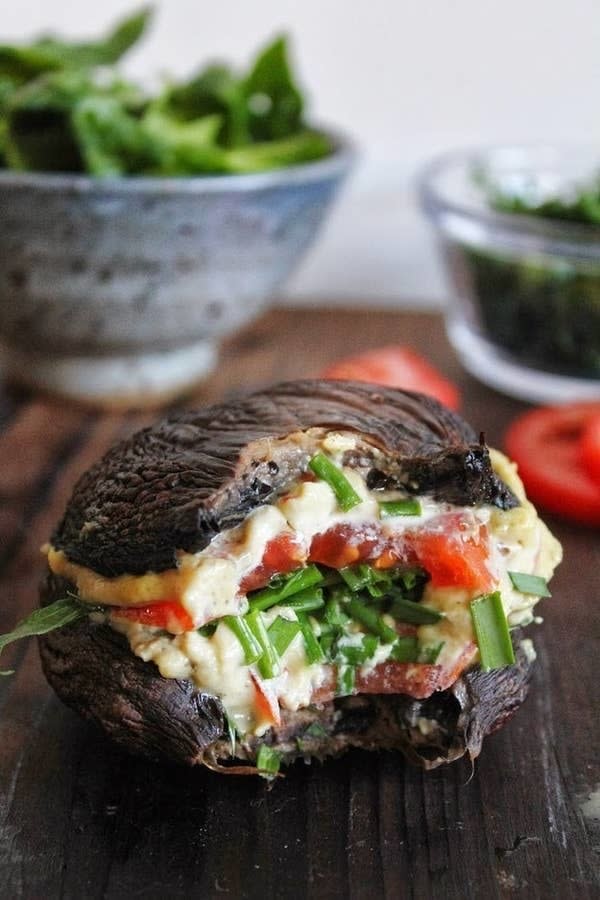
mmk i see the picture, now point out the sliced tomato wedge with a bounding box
[312,644,477,703]
[308,523,382,568]
[408,517,493,592]
[240,532,305,592]
[580,413,600,485]
[505,403,600,527]
[251,672,281,728]
[111,599,195,633]
[355,643,477,698]
[321,346,460,410]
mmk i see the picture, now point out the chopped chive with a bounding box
[419,641,444,664]
[346,598,397,644]
[388,595,443,626]
[318,632,336,660]
[329,584,354,606]
[339,565,371,592]
[296,721,329,752]
[397,568,421,591]
[308,453,362,511]
[339,564,392,595]
[319,569,344,588]
[337,634,379,665]
[283,587,325,613]
[197,622,217,638]
[470,592,516,671]
[225,714,238,757]
[304,722,328,739]
[379,499,422,518]
[267,616,301,656]
[323,597,350,628]
[223,615,263,665]
[390,636,419,662]
[296,613,326,664]
[336,665,356,696]
[508,571,552,597]
[256,745,281,779]
[249,564,323,611]
[246,610,280,679]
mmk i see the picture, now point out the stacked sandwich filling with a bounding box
[46,433,561,737]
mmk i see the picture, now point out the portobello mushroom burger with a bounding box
[34,381,561,774]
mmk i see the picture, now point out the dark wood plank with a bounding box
[0,309,597,900]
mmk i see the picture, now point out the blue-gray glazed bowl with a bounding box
[0,131,353,406]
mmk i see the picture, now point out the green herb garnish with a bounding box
[419,641,444,664]
[336,665,356,697]
[249,564,323,611]
[256,744,281,780]
[389,636,419,662]
[245,610,279,679]
[308,453,362,511]
[282,587,325,613]
[508,571,551,597]
[0,596,90,672]
[225,714,238,757]
[223,615,262,665]
[296,613,325,664]
[379,499,422,518]
[388,595,443,626]
[336,634,379,666]
[470,592,516,671]
[267,616,301,656]
[346,598,397,644]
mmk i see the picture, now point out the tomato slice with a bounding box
[240,533,305,592]
[355,643,478,698]
[312,644,478,703]
[505,403,600,527]
[408,517,493,592]
[321,346,460,410]
[308,523,382,568]
[111,599,195,633]
[580,413,600,485]
[251,672,281,728]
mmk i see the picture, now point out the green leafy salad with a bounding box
[0,6,333,176]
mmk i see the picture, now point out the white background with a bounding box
[6,1,600,307]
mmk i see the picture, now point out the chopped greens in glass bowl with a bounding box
[420,145,600,403]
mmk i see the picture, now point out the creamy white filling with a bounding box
[111,438,562,736]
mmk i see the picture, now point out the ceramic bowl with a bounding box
[0,132,353,406]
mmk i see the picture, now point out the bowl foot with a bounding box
[0,339,217,409]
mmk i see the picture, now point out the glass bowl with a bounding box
[420,145,600,403]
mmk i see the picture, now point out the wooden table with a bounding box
[0,309,598,899]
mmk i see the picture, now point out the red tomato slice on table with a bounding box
[580,413,600,485]
[505,403,600,527]
[321,346,460,410]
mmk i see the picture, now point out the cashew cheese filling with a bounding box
[46,436,562,737]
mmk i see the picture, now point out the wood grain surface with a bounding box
[0,309,598,900]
